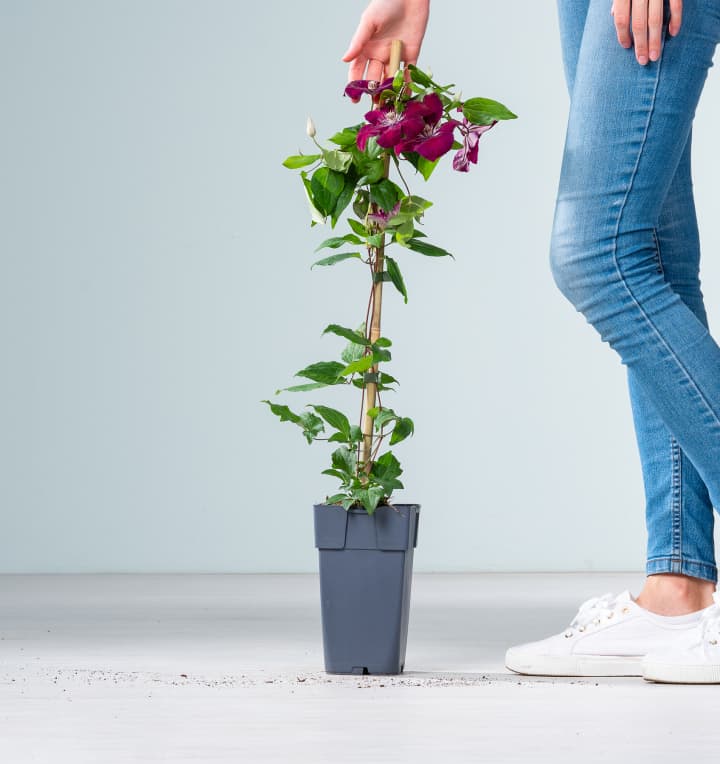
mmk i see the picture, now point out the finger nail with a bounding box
[649,49,659,61]
[638,54,648,65]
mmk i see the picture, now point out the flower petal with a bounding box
[414,122,457,161]
[420,92,444,124]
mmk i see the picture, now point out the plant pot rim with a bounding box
[314,502,420,511]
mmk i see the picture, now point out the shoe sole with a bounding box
[505,652,643,677]
[642,660,720,684]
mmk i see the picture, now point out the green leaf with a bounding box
[300,171,326,225]
[297,411,326,444]
[307,405,351,437]
[339,354,375,376]
[283,153,321,169]
[341,322,367,364]
[385,256,408,304]
[372,336,392,348]
[366,135,383,159]
[321,470,350,481]
[405,238,455,259]
[329,126,361,147]
[407,64,433,87]
[353,486,385,515]
[389,417,414,445]
[402,151,440,181]
[311,252,363,269]
[294,361,345,384]
[392,218,415,244]
[330,170,357,228]
[386,195,432,226]
[372,346,392,363]
[371,407,398,430]
[348,424,363,442]
[322,323,371,346]
[331,446,356,477]
[322,149,353,172]
[315,233,363,251]
[369,179,402,212]
[347,218,367,237]
[261,400,325,444]
[324,493,348,505]
[310,167,345,217]
[370,451,404,491]
[462,97,517,125]
[261,400,301,424]
[417,155,440,180]
[274,382,329,394]
[353,190,370,219]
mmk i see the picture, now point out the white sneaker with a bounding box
[505,590,710,677]
[642,590,720,683]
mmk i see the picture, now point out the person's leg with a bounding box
[627,140,718,597]
[555,0,718,604]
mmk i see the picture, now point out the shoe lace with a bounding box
[563,591,620,637]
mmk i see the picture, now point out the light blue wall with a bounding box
[2,0,720,572]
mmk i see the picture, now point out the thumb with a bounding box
[341,15,376,62]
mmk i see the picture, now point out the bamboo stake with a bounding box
[360,39,403,476]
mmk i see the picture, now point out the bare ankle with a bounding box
[635,573,716,616]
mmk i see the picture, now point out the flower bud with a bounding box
[426,66,433,79]
[456,90,462,103]
[306,116,317,138]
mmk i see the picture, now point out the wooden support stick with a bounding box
[360,39,403,475]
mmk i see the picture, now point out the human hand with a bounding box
[611,0,682,65]
[341,0,430,99]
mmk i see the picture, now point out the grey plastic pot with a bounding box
[313,502,420,675]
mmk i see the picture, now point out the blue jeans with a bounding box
[552,0,720,583]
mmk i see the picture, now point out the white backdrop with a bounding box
[1,0,719,572]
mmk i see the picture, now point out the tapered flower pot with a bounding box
[313,502,420,675]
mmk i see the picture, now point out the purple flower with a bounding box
[394,93,459,161]
[452,117,497,172]
[367,201,402,229]
[344,77,395,101]
[357,101,427,152]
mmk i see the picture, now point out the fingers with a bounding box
[615,0,675,65]
[365,59,385,82]
[347,55,368,102]
[669,0,683,36]
[631,0,649,64]
[613,0,633,49]
[648,0,664,60]
[342,13,375,62]
[348,55,368,83]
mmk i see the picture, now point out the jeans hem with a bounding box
[646,556,718,584]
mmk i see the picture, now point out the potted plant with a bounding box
[262,40,516,675]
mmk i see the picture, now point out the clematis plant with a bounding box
[262,62,516,514]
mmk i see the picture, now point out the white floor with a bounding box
[1,572,719,763]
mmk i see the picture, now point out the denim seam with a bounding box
[647,555,718,582]
[647,554,716,567]
[609,53,720,432]
[647,555,718,578]
[670,436,682,559]
[651,226,664,274]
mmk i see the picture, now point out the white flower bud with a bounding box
[306,116,317,138]
[456,90,463,103]
[426,66,433,79]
